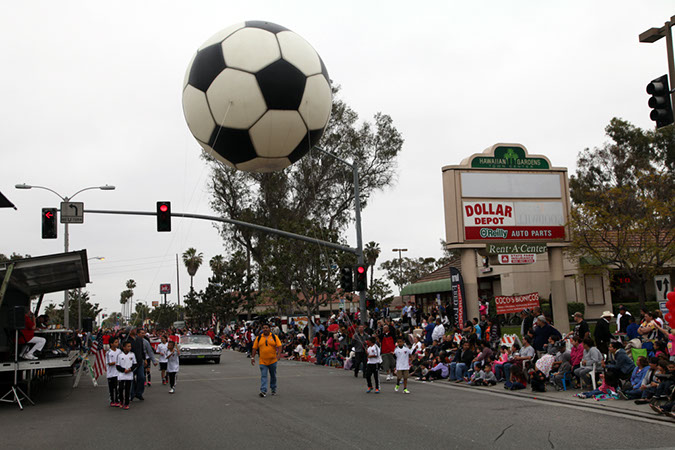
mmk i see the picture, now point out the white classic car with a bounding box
[178,335,222,364]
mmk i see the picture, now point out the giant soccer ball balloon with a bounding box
[182,21,332,172]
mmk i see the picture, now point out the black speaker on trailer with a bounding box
[82,318,94,333]
[9,306,25,330]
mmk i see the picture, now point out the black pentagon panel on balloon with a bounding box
[256,59,306,110]
[208,126,258,164]
[244,21,289,34]
[188,44,226,92]
[287,128,324,163]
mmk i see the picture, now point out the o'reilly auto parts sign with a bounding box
[463,201,565,241]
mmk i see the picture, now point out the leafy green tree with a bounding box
[568,118,675,305]
[367,278,394,310]
[379,257,438,292]
[206,86,403,332]
[0,252,31,262]
[42,291,101,327]
[148,304,182,329]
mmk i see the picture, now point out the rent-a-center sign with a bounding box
[442,143,571,245]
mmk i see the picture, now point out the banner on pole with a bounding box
[495,292,540,315]
[450,267,466,329]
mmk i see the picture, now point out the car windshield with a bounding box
[179,336,212,345]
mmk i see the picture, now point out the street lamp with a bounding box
[392,248,408,293]
[15,183,115,329]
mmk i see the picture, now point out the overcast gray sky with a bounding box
[2,1,673,317]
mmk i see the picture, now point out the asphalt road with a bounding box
[1,350,674,449]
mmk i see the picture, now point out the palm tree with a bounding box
[209,255,226,278]
[182,248,204,291]
[125,279,136,320]
[364,241,381,285]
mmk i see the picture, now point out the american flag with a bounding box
[90,331,106,380]
[212,313,217,328]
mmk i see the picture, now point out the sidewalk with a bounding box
[444,380,675,424]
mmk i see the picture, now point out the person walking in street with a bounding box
[365,336,382,393]
[116,340,137,410]
[352,325,369,379]
[251,323,282,398]
[105,337,121,407]
[379,325,397,381]
[394,337,412,394]
[166,340,180,394]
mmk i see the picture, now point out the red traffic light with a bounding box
[159,204,168,213]
[357,265,366,274]
[44,211,53,219]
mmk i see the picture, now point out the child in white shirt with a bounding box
[365,337,382,393]
[116,341,138,409]
[157,336,169,385]
[105,337,121,406]
[166,340,180,394]
[394,338,412,394]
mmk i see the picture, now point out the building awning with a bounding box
[401,279,453,296]
[0,250,90,297]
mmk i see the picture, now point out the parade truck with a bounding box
[0,251,90,408]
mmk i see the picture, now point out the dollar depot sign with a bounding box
[442,143,571,246]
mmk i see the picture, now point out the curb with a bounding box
[442,380,675,425]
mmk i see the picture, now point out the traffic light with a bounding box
[41,208,57,239]
[340,266,353,292]
[355,264,368,291]
[156,201,171,232]
[647,74,674,129]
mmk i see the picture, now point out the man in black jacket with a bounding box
[449,341,475,381]
[594,311,613,355]
[129,328,147,401]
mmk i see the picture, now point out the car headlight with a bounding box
[182,348,190,352]
[213,347,221,352]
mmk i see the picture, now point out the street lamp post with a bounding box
[640,15,675,122]
[15,183,115,329]
[392,248,408,293]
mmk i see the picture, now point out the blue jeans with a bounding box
[260,362,277,393]
[130,362,145,398]
[454,363,467,380]
[501,363,513,383]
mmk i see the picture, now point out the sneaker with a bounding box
[394,385,400,392]
[123,405,129,410]
[403,389,410,394]
[119,403,124,408]
[375,389,380,394]
[169,388,175,394]
[144,381,147,386]
[147,382,151,387]
[259,391,266,398]
[23,354,38,360]
[366,388,373,393]
[634,399,651,405]
[617,390,629,400]
[271,391,277,396]
[386,375,393,381]
[109,402,116,407]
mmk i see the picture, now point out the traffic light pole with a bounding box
[313,146,367,325]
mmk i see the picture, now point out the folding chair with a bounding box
[630,348,648,365]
